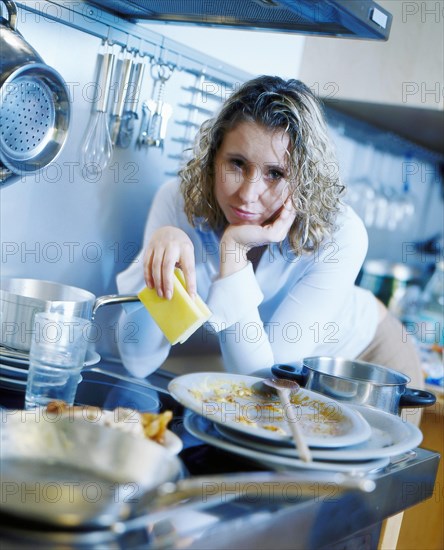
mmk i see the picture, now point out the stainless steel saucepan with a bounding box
[0,277,139,351]
[0,411,375,531]
[357,259,422,309]
[272,357,436,415]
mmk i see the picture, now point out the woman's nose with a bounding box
[238,179,258,203]
[238,165,263,203]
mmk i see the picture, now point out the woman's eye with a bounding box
[267,169,284,182]
[230,158,244,169]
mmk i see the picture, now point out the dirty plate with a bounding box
[0,347,101,368]
[169,373,371,448]
[184,413,389,474]
[162,430,183,455]
[215,404,422,461]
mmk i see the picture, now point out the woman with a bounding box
[116,75,423,396]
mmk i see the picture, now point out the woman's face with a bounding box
[214,121,290,226]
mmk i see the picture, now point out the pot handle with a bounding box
[271,364,309,387]
[1,0,17,30]
[117,471,375,534]
[92,294,140,318]
[399,388,437,408]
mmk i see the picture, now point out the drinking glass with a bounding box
[346,143,376,226]
[25,313,91,410]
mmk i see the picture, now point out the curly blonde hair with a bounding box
[179,75,344,255]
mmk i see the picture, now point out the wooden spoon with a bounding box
[262,378,312,463]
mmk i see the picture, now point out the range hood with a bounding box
[87,0,392,41]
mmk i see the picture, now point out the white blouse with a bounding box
[116,179,378,378]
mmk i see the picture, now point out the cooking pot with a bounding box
[0,411,374,530]
[0,0,70,187]
[0,277,140,351]
[272,357,436,416]
[357,259,422,309]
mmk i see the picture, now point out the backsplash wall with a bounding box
[1,2,442,361]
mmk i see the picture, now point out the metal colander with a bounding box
[0,65,69,174]
[1,77,54,156]
[1,0,70,185]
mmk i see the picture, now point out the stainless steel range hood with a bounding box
[87,0,392,41]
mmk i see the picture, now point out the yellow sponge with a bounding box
[137,269,212,345]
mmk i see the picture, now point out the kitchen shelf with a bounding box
[324,102,444,166]
[323,99,444,157]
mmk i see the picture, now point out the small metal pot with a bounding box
[357,260,422,308]
[0,0,70,187]
[0,277,139,351]
[272,357,436,415]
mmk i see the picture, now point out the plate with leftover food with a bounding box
[184,413,389,474]
[215,404,422,461]
[0,363,27,380]
[0,347,101,368]
[169,373,371,448]
[44,401,183,454]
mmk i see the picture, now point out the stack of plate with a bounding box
[169,372,423,474]
[0,346,101,391]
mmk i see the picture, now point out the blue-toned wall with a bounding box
[1,3,442,361]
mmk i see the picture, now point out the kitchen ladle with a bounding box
[262,377,312,463]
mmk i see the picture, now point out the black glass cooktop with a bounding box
[0,365,264,476]
[0,363,439,550]
[0,364,264,547]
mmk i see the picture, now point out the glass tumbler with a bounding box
[25,313,91,410]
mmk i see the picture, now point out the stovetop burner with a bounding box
[0,366,264,548]
[0,362,439,550]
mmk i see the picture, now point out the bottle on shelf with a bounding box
[415,261,444,387]
[419,260,444,347]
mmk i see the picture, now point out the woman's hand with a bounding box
[220,198,296,277]
[143,226,196,299]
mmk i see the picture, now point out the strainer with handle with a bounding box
[0,0,70,187]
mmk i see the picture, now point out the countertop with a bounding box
[0,357,441,549]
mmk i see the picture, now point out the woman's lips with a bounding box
[230,206,259,221]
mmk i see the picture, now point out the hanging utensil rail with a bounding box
[14,1,250,89]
